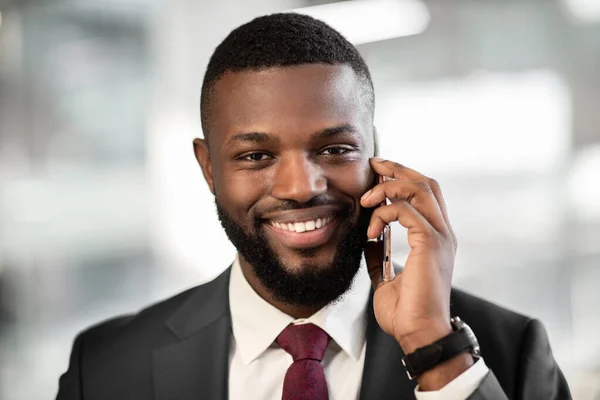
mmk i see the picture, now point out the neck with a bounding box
[238,255,321,319]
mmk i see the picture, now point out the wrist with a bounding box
[397,322,453,354]
[398,316,479,390]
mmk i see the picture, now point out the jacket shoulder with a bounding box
[450,287,532,331]
[450,288,534,397]
[59,270,230,399]
[79,269,228,355]
[82,284,197,342]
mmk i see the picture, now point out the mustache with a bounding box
[255,196,354,221]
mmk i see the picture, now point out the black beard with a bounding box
[216,198,372,310]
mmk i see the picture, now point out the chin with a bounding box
[270,244,338,273]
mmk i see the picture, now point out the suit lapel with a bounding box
[359,290,417,399]
[153,268,232,400]
[151,265,417,399]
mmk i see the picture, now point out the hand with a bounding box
[361,157,471,388]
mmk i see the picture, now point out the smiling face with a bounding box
[195,64,376,309]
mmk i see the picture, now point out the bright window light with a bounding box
[289,0,430,45]
[148,111,236,276]
[569,144,600,221]
[563,0,600,22]
[374,70,571,176]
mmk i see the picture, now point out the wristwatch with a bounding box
[401,316,480,380]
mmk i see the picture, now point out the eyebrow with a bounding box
[310,124,360,140]
[226,124,360,146]
[227,131,272,146]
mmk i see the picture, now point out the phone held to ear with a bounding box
[370,175,396,283]
[377,174,394,283]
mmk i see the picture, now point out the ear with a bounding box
[193,138,215,194]
[372,125,380,157]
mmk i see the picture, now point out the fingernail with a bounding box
[361,189,372,200]
[371,157,384,162]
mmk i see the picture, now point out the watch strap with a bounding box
[401,327,474,380]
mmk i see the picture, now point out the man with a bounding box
[56,13,571,400]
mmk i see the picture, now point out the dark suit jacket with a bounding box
[56,267,571,399]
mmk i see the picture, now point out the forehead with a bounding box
[209,64,371,142]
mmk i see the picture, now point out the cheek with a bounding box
[215,171,267,219]
[332,162,374,199]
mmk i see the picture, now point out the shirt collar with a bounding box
[228,254,371,365]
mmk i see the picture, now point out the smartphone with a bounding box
[377,174,394,283]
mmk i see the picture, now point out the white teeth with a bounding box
[272,216,334,233]
[294,222,306,232]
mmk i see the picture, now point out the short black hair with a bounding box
[200,12,375,138]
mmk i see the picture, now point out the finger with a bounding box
[364,240,384,290]
[370,158,457,247]
[426,178,457,249]
[367,200,433,240]
[361,179,447,234]
[369,157,407,180]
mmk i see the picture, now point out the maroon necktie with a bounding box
[276,323,331,400]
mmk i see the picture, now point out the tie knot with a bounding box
[276,323,330,362]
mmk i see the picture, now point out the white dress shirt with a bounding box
[227,255,489,399]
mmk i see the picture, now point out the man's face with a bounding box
[196,64,376,308]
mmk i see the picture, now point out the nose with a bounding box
[270,154,327,204]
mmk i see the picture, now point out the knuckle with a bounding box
[428,231,445,248]
[442,232,458,252]
[371,205,387,221]
[415,181,433,195]
[428,178,441,191]
[409,193,425,209]
[390,183,406,199]
[434,228,455,247]
[391,162,405,176]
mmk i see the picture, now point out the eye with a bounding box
[319,146,353,156]
[241,152,272,162]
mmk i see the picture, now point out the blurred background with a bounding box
[0,0,599,398]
